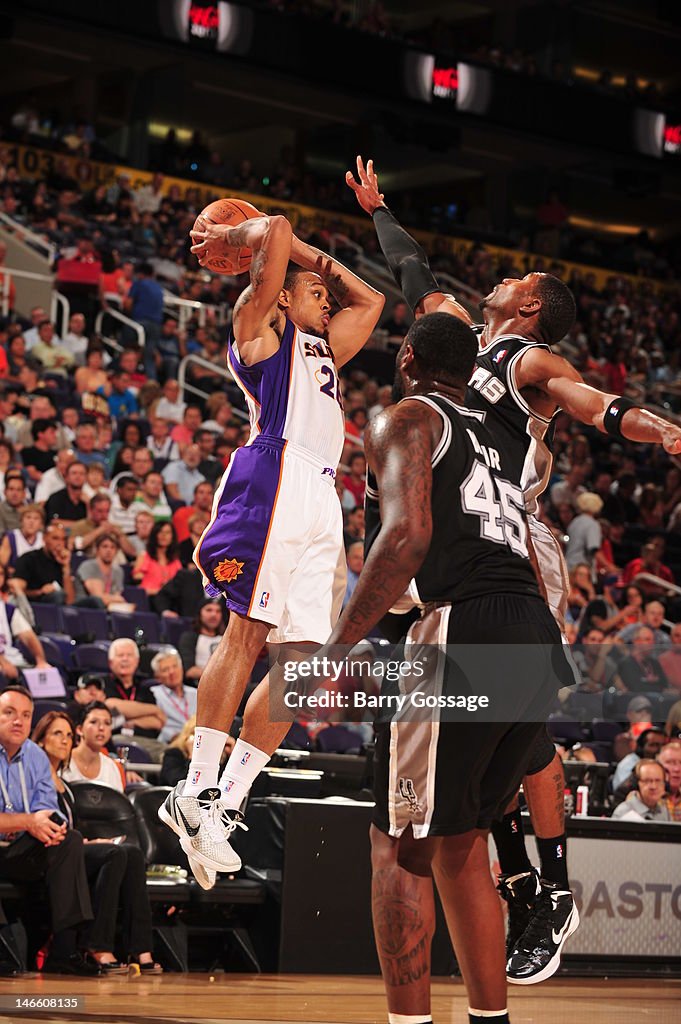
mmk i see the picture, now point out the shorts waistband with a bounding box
[254,435,337,482]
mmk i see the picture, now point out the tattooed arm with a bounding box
[290,234,384,367]
[329,401,439,646]
[191,215,292,365]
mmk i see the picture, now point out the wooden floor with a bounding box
[2,974,680,1024]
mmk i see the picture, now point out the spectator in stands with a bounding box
[0,563,49,680]
[550,464,588,510]
[109,474,139,537]
[665,701,681,738]
[12,522,78,606]
[14,396,67,450]
[69,493,134,559]
[33,707,162,973]
[152,378,185,424]
[565,492,603,571]
[611,759,670,821]
[172,479,212,543]
[343,505,365,548]
[132,521,181,596]
[74,342,108,396]
[657,741,681,821]
[570,627,619,693]
[659,623,681,694]
[342,450,366,509]
[637,484,665,531]
[147,417,179,466]
[0,687,98,976]
[62,702,125,792]
[150,648,197,743]
[129,509,154,556]
[621,540,675,599]
[131,471,171,522]
[62,313,89,367]
[155,317,184,382]
[343,542,364,608]
[170,405,202,452]
[195,429,222,486]
[178,599,225,682]
[601,472,638,524]
[159,715,233,789]
[102,371,138,420]
[125,263,164,380]
[64,674,122,732]
[20,418,57,486]
[567,563,596,623]
[382,299,410,341]
[614,626,669,693]
[73,423,107,468]
[22,306,48,352]
[104,638,165,753]
[74,534,128,610]
[161,444,205,505]
[35,447,75,504]
[612,726,667,792]
[154,564,205,619]
[44,460,87,523]
[31,320,73,376]
[178,514,205,567]
[0,472,26,533]
[0,503,44,569]
[0,439,18,499]
[617,599,671,649]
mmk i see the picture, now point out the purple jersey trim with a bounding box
[228,319,296,439]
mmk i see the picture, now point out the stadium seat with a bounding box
[30,603,62,634]
[40,632,76,668]
[72,643,111,672]
[110,611,161,644]
[161,615,193,647]
[316,725,362,754]
[31,699,68,730]
[35,636,68,672]
[61,606,109,641]
[546,714,585,744]
[279,721,312,750]
[123,585,150,612]
[128,786,189,868]
[69,781,140,845]
[591,719,623,743]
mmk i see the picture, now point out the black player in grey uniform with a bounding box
[330,312,571,1024]
[347,155,681,989]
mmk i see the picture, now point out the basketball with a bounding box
[192,197,265,275]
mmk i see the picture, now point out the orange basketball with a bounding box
[192,197,265,275]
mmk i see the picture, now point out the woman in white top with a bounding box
[62,701,126,793]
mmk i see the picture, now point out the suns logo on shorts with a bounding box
[214,557,245,584]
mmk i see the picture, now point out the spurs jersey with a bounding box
[466,328,569,626]
[364,394,540,606]
[227,316,344,467]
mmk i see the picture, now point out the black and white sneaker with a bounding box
[506,882,579,985]
[158,783,246,873]
[496,868,541,960]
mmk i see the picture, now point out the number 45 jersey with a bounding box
[366,393,541,606]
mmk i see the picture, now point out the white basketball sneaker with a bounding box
[158,783,247,873]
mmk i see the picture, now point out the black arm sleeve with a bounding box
[372,206,441,313]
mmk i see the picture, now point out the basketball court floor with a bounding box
[2,974,679,1024]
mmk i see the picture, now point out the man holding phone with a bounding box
[0,685,98,974]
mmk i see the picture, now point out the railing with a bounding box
[51,291,70,336]
[162,291,227,332]
[0,211,56,263]
[177,353,248,420]
[632,572,681,630]
[94,307,145,350]
[0,265,55,318]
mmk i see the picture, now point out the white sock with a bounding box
[468,1010,508,1018]
[388,1014,432,1024]
[218,739,271,810]
[183,727,229,797]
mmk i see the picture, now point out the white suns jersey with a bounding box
[227,317,345,468]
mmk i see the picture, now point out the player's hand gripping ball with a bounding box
[191,197,265,275]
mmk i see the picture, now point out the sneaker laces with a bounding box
[198,796,248,843]
[515,892,558,953]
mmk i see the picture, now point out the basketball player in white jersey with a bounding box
[159,211,384,879]
[346,156,681,987]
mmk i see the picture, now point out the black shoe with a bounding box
[506,882,580,985]
[496,868,541,959]
[43,952,102,976]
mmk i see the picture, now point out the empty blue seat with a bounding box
[30,603,62,634]
[61,606,109,641]
[161,615,193,647]
[110,611,160,644]
[122,585,150,612]
[72,644,111,672]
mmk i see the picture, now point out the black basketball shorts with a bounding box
[372,593,566,838]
